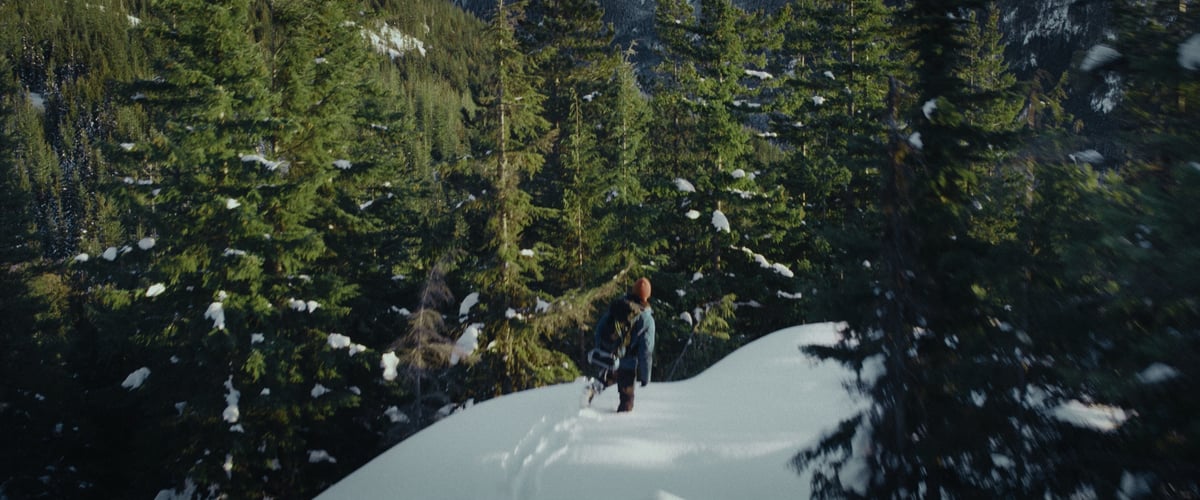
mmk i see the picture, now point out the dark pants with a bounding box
[600,368,637,412]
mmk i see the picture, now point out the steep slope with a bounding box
[316,322,867,500]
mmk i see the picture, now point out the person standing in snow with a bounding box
[586,277,656,412]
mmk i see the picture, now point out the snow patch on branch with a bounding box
[1179,34,1200,70]
[381,352,400,381]
[222,376,240,424]
[1081,44,1120,72]
[121,367,151,390]
[711,210,731,233]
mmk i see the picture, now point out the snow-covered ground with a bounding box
[317,323,867,500]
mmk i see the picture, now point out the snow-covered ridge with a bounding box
[317,323,867,500]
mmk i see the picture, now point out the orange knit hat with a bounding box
[633,277,651,305]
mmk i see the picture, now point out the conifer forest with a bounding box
[1,0,1198,498]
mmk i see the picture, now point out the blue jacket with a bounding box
[593,299,656,383]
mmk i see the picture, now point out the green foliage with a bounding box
[2,0,1198,497]
[1044,1,1200,494]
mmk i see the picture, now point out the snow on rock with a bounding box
[121,367,151,390]
[777,290,803,300]
[364,23,427,59]
[1092,72,1122,114]
[811,95,826,106]
[138,237,156,250]
[1021,0,1082,46]
[771,263,795,278]
[684,210,700,220]
[146,283,166,297]
[74,253,89,263]
[744,69,773,79]
[380,352,400,381]
[102,247,119,261]
[731,169,746,179]
[459,292,480,322]
[823,70,835,80]
[520,249,536,257]
[251,333,265,344]
[120,142,135,151]
[1179,34,1200,70]
[711,210,731,233]
[673,178,696,193]
[1081,44,1121,72]
[1136,363,1181,384]
[225,198,241,209]
[349,344,367,356]
[451,323,483,366]
[309,450,338,464]
[205,302,226,330]
[317,322,866,500]
[333,159,353,170]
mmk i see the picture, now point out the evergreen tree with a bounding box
[83,0,370,496]
[795,1,1043,497]
[459,0,576,397]
[0,52,81,497]
[1048,1,1200,494]
[519,0,612,292]
[596,54,655,265]
[773,0,905,324]
[649,0,809,377]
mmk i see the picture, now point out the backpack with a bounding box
[589,296,644,371]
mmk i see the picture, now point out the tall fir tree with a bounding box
[458,0,576,397]
[0,51,81,497]
[82,0,373,496]
[773,0,905,324]
[1050,0,1200,494]
[648,0,800,377]
[795,1,1049,497]
[514,0,611,293]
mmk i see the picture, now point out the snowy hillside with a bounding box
[317,323,867,500]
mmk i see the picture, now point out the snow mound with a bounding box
[317,323,865,500]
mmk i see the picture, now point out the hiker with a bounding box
[586,277,656,412]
